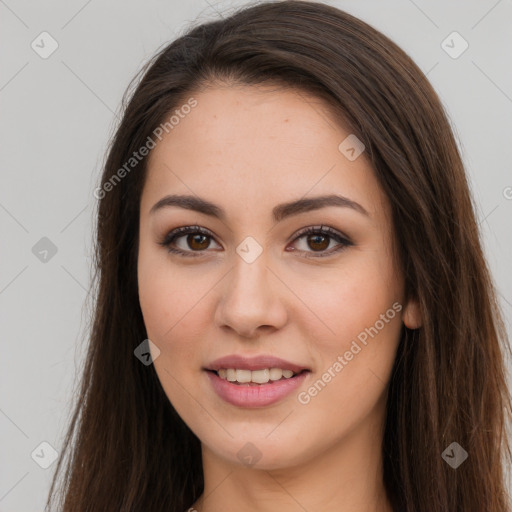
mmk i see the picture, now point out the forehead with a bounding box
[142,84,387,221]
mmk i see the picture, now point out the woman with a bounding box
[46,1,512,511]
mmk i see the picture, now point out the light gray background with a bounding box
[1,0,511,510]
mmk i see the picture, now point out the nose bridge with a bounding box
[215,239,286,335]
[227,243,272,307]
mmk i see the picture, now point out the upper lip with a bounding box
[205,355,310,373]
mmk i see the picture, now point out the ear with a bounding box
[402,296,422,329]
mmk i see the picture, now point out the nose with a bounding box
[214,250,288,339]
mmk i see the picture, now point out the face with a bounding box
[137,83,419,470]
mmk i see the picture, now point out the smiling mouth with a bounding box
[207,368,310,385]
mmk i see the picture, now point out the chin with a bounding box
[203,432,312,471]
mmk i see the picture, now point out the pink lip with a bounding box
[206,370,309,408]
[205,354,309,373]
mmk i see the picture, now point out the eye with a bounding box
[158,224,352,258]
[288,225,353,258]
[158,225,220,257]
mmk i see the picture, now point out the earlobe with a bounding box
[403,297,423,329]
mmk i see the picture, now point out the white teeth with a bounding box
[251,369,270,383]
[215,368,299,384]
[269,368,283,380]
[236,369,252,383]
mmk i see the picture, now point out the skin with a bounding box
[137,83,422,512]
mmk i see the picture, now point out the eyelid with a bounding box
[290,225,350,244]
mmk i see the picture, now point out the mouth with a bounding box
[204,354,311,407]
[206,368,310,385]
[205,369,310,407]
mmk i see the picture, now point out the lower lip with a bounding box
[206,370,309,408]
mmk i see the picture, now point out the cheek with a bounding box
[298,252,402,403]
[137,257,207,413]
[137,267,175,341]
[137,253,216,370]
[138,245,194,339]
[302,253,400,345]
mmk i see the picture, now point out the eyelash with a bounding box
[158,225,353,259]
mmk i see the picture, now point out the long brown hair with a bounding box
[45,1,512,510]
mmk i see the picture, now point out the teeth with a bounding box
[251,369,270,383]
[216,367,298,384]
[269,368,282,380]
[236,369,252,383]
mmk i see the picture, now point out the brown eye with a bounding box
[306,233,330,251]
[159,226,220,257]
[187,234,211,251]
[290,225,353,258]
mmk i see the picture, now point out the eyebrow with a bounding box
[149,193,370,222]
